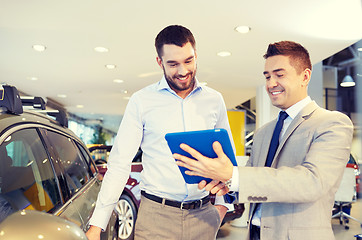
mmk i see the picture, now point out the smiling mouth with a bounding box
[270,90,283,95]
[176,75,190,82]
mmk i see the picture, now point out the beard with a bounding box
[163,65,197,93]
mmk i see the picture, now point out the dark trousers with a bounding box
[250,224,260,240]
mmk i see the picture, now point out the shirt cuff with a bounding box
[229,166,239,192]
[214,194,234,211]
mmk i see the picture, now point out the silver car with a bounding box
[0,85,117,239]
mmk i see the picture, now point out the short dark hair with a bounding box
[263,41,312,73]
[155,25,196,58]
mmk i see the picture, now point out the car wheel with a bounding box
[113,194,137,240]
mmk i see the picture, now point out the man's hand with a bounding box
[174,141,233,182]
[85,225,102,240]
[198,180,229,196]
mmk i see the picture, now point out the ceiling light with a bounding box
[76,105,84,108]
[217,51,231,57]
[138,71,162,78]
[340,75,355,87]
[94,47,109,53]
[32,44,46,52]
[113,79,124,83]
[123,90,128,94]
[27,77,38,81]
[57,94,67,98]
[105,64,116,69]
[234,26,251,34]
[123,96,130,100]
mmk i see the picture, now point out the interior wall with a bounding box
[309,62,324,107]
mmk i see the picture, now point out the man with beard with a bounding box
[86,25,234,240]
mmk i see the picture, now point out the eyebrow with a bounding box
[263,68,285,75]
[166,56,194,64]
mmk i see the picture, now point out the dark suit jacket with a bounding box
[238,101,353,240]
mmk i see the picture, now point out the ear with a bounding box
[302,68,312,87]
[156,56,163,68]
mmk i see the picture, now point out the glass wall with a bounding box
[322,39,362,165]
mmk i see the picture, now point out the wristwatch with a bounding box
[224,178,232,189]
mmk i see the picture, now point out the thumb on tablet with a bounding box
[212,141,226,159]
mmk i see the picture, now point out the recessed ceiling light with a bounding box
[217,51,231,57]
[105,64,116,69]
[76,105,84,108]
[123,90,128,94]
[138,71,162,78]
[32,44,46,52]
[57,94,67,98]
[94,47,109,53]
[234,26,251,34]
[27,77,38,81]
[113,79,124,83]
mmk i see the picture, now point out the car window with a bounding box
[76,143,97,177]
[0,128,61,223]
[45,130,90,196]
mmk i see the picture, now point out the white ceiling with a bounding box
[0,0,361,132]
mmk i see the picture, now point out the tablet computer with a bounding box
[165,128,237,184]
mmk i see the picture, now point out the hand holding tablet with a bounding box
[165,129,237,184]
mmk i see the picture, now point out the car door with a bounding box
[41,129,115,239]
[41,129,98,225]
[0,127,63,223]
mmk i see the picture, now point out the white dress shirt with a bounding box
[90,76,235,230]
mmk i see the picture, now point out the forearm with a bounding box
[213,204,228,222]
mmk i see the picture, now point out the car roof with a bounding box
[0,110,77,142]
[0,85,77,140]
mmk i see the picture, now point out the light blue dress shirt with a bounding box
[90,76,235,230]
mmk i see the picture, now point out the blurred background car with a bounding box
[88,144,245,239]
[0,85,117,239]
[346,154,360,197]
[88,145,141,240]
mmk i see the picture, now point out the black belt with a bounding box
[141,191,209,210]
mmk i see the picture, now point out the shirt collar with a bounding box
[284,96,312,120]
[157,76,202,96]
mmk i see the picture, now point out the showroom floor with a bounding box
[217,198,362,240]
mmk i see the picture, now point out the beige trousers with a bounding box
[135,195,221,240]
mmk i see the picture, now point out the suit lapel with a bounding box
[257,121,276,167]
[271,101,319,168]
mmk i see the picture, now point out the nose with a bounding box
[266,76,278,88]
[178,64,188,76]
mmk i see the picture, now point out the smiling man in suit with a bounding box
[174,41,354,240]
